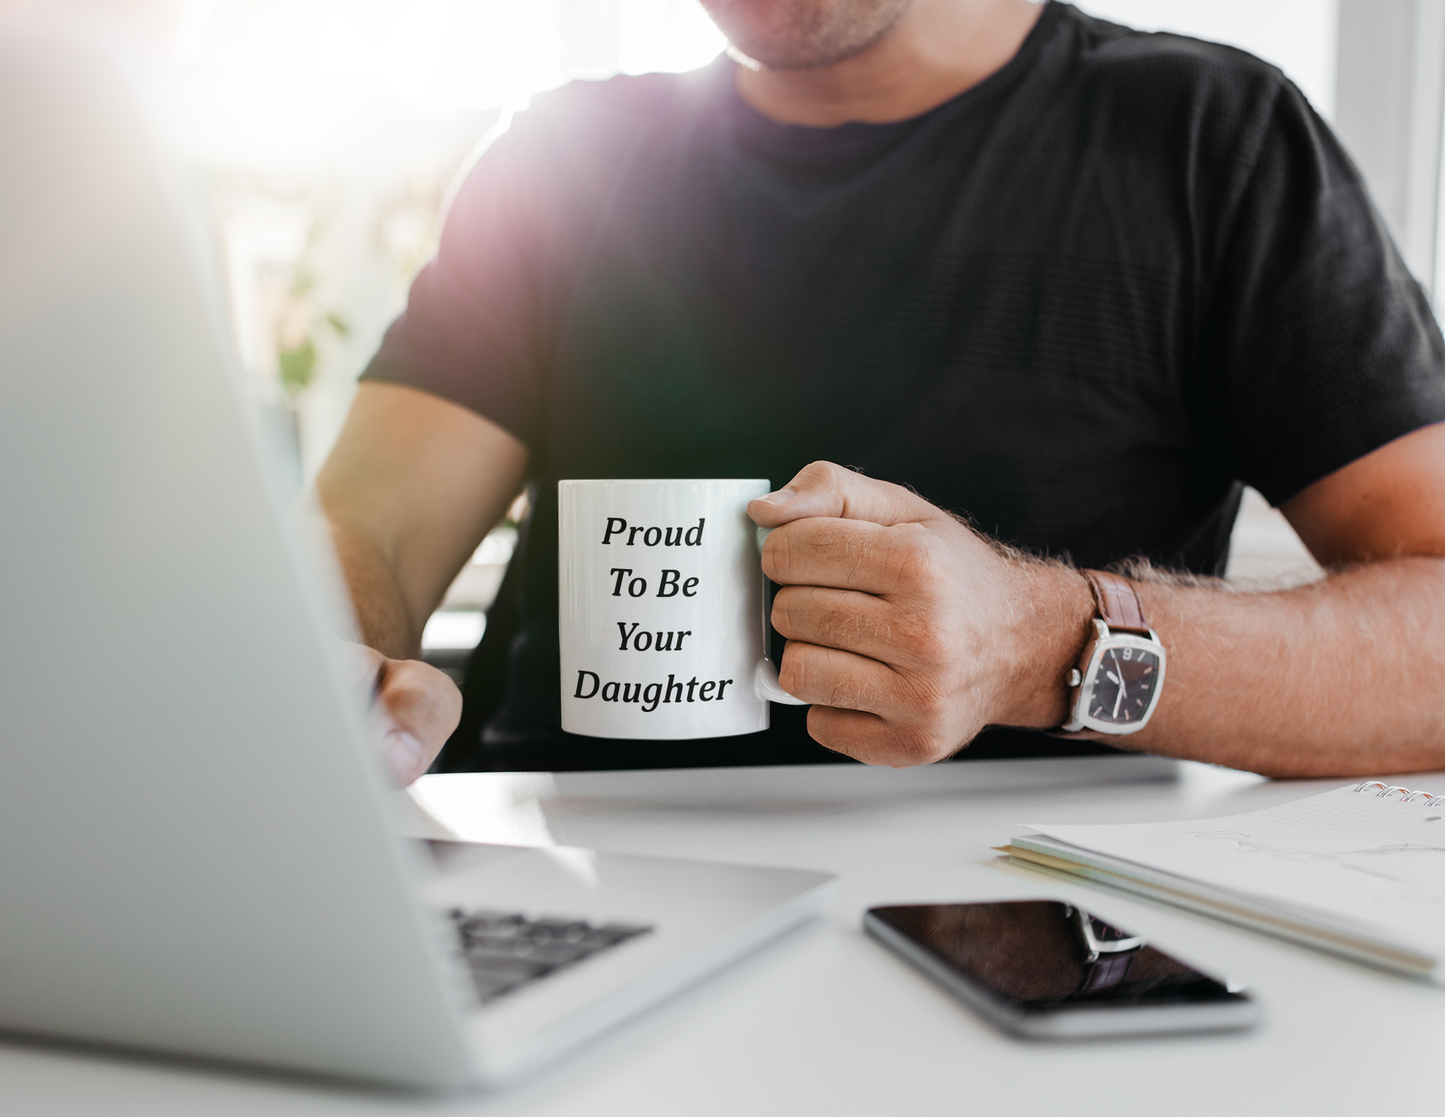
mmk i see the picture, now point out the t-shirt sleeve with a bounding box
[1201,79,1445,505]
[359,118,554,447]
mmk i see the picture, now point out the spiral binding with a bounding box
[1350,781,1442,804]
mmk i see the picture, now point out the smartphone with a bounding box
[864,900,1258,1038]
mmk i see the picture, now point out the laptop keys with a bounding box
[449,908,652,1005]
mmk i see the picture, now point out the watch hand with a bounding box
[1106,670,1121,685]
[1110,652,1125,719]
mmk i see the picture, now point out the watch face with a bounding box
[1089,644,1162,726]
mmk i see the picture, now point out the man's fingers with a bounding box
[780,639,971,766]
[803,706,891,764]
[763,517,936,595]
[777,640,900,715]
[806,705,963,767]
[346,641,388,691]
[772,583,938,667]
[340,642,461,786]
[377,657,461,741]
[374,657,461,786]
[382,726,431,787]
[748,461,939,529]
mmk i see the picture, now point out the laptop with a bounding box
[0,24,833,1089]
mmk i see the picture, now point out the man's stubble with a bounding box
[698,0,917,70]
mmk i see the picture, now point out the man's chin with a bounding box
[725,37,883,72]
[704,0,914,72]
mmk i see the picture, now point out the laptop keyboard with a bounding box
[448,908,653,1005]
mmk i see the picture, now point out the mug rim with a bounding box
[558,478,770,486]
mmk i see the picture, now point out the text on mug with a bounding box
[601,517,706,547]
[616,623,692,651]
[574,671,734,712]
[609,568,699,597]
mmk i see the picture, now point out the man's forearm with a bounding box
[749,460,1445,778]
[313,384,528,663]
[327,520,425,661]
[1110,556,1445,776]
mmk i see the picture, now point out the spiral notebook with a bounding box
[1000,783,1445,978]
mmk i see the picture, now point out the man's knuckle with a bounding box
[771,594,795,636]
[903,689,945,729]
[387,675,425,703]
[817,604,869,649]
[906,623,951,665]
[806,524,844,556]
[762,531,791,580]
[888,526,936,590]
[891,726,944,767]
[804,709,849,756]
[826,676,867,710]
[795,460,841,495]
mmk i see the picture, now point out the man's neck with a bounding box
[734,0,1045,126]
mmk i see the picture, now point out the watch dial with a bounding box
[1089,646,1161,725]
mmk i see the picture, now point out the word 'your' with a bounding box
[617,623,691,651]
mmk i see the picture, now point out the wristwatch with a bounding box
[1065,904,1146,993]
[1059,570,1166,735]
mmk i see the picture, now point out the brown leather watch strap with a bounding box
[1083,570,1150,635]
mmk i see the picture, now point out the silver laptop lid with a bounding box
[0,23,473,1087]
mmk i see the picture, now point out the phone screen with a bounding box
[866,900,1253,1034]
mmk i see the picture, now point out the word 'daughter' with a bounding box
[574,671,734,712]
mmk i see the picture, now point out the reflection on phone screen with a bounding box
[871,900,1243,1010]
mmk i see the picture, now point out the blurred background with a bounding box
[8,0,1443,660]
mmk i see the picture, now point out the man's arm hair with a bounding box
[746,424,1445,777]
[315,381,528,660]
[1108,420,1445,776]
[1116,555,1445,776]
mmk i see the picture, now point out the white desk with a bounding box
[5,756,1444,1115]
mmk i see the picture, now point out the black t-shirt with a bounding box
[363,2,1445,771]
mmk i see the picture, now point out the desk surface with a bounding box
[6,756,1444,1116]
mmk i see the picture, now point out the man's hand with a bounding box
[748,462,1092,766]
[750,430,1445,779]
[353,644,462,786]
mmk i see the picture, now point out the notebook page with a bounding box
[1023,786,1445,953]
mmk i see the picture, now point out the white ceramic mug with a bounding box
[558,479,805,740]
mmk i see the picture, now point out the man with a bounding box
[319,0,1445,786]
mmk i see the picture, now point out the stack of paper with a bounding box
[1002,785,1445,978]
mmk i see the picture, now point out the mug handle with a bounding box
[754,526,807,705]
[755,659,806,705]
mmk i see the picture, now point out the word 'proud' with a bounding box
[601,517,705,547]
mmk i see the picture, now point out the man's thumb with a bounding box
[747,461,933,528]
